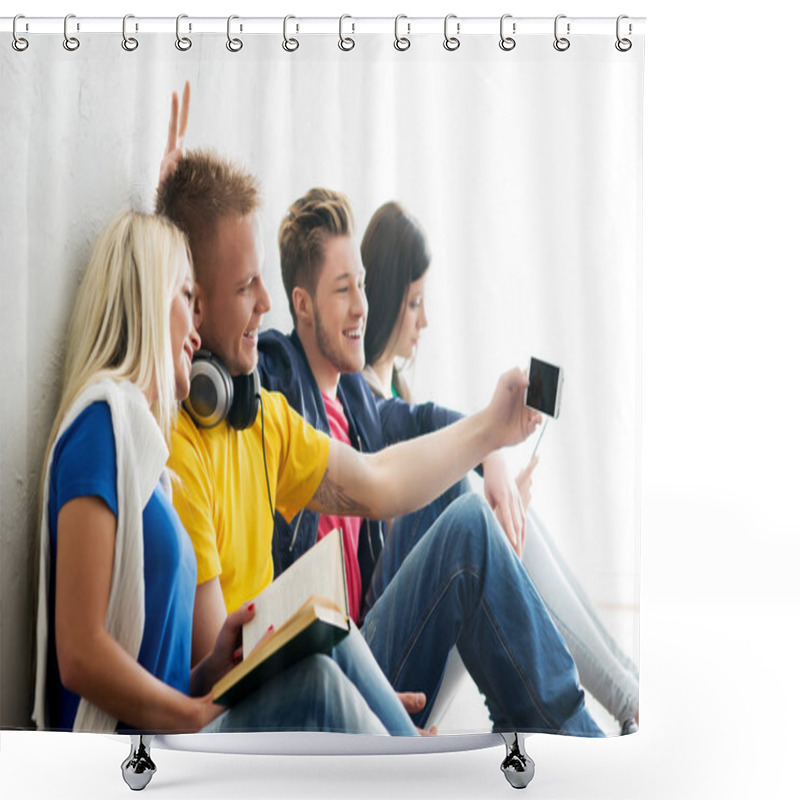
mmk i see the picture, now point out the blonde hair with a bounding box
[42,210,190,480]
[156,149,260,285]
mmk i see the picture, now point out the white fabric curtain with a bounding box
[0,27,642,728]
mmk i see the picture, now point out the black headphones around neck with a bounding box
[184,349,260,430]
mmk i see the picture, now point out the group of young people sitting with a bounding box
[32,85,637,738]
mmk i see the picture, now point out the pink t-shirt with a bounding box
[317,393,364,625]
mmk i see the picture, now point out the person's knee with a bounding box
[435,493,501,559]
[452,493,501,539]
[446,492,490,523]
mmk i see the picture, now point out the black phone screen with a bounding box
[526,357,562,418]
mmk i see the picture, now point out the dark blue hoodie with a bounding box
[256,328,462,609]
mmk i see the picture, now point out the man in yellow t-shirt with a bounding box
[169,390,328,616]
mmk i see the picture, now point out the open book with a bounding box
[212,529,350,707]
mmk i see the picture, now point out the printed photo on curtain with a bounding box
[0,16,643,778]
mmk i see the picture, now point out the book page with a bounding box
[242,529,347,659]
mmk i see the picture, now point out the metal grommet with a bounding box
[12,14,29,51]
[176,14,192,51]
[63,13,80,51]
[226,15,242,52]
[553,14,570,52]
[282,15,299,52]
[499,13,515,51]
[394,14,410,51]
[122,14,138,51]
[443,14,460,52]
[338,14,355,51]
[615,14,632,52]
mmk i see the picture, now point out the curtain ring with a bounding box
[338,14,355,51]
[63,14,80,51]
[615,14,632,52]
[283,15,299,52]
[394,15,410,51]
[553,14,570,52]
[226,15,242,52]
[176,14,192,51]
[12,14,29,51]
[122,14,138,51]
[499,14,515,51]
[443,14,460,51]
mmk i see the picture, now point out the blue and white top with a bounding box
[45,401,196,730]
[33,380,196,732]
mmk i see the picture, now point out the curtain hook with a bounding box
[176,14,192,51]
[283,15,299,52]
[122,14,138,51]
[63,14,80,51]
[12,14,29,51]
[394,14,410,51]
[553,14,570,52]
[338,14,355,51]
[499,14,516,51]
[615,15,632,52]
[226,15,242,52]
[443,14,460,51]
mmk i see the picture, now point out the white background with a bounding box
[2,1,799,799]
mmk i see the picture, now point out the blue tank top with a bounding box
[46,402,196,730]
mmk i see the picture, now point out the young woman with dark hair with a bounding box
[361,202,639,732]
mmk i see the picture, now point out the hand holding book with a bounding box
[212,530,350,707]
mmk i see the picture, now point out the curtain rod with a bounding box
[2,16,646,37]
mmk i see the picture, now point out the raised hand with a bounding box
[158,81,191,190]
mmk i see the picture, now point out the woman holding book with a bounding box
[361,201,639,732]
[32,209,414,735]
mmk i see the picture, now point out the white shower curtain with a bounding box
[0,22,642,734]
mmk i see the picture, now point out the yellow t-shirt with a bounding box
[168,388,330,612]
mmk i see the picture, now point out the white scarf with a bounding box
[32,379,168,732]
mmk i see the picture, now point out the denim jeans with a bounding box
[522,507,639,725]
[329,627,417,735]
[204,628,417,735]
[370,476,638,727]
[361,493,603,736]
[365,476,469,609]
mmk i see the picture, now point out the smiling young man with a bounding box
[155,153,590,735]
[256,187,604,736]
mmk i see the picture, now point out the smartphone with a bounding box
[526,356,563,419]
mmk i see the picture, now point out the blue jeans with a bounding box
[361,493,603,736]
[522,507,639,725]
[365,477,469,608]
[329,627,417,735]
[371,477,638,727]
[204,628,417,735]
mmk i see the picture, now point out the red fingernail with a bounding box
[247,603,255,612]
[267,624,274,632]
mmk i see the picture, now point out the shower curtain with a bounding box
[0,17,643,745]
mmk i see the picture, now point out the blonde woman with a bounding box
[32,209,408,735]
